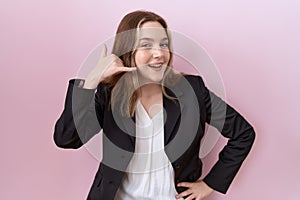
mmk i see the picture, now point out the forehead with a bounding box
[137,21,168,40]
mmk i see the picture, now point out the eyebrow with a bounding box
[139,37,169,42]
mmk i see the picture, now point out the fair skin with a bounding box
[134,21,169,118]
[83,21,214,199]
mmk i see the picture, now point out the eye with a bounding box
[160,43,169,48]
[140,43,152,48]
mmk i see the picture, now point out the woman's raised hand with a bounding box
[83,44,136,89]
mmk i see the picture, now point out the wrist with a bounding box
[83,80,98,89]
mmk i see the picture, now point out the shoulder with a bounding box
[167,73,207,98]
[181,73,206,89]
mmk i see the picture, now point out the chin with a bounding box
[137,71,164,84]
[151,78,163,84]
[137,75,163,85]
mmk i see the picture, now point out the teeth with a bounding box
[149,64,162,68]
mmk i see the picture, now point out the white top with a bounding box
[114,99,183,200]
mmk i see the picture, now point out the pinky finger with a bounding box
[121,67,137,72]
[186,194,196,200]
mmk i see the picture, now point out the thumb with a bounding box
[100,43,107,58]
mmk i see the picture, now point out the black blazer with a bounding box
[54,74,255,200]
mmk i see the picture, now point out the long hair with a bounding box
[102,10,183,117]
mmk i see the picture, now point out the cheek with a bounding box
[135,51,151,66]
[159,48,171,63]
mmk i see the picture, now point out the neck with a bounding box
[138,83,162,99]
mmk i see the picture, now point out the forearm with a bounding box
[203,119,255,193]
[53,79,102,149]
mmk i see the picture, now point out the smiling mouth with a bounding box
[148,63,163,69]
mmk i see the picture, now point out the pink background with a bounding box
[1,0,300,199]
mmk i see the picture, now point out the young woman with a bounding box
[54,10,255,200]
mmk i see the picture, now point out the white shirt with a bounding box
[114,99,183,200]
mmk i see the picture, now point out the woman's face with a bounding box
[134,21,170,84]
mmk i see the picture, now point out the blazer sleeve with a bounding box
[53,79,107,149]
[198,76,256,194]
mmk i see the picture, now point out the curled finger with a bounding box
[176,189,193,199]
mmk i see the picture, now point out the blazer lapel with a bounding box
[163,86,184,145]
[119,84,184,149]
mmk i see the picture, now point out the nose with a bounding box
[151,47,163,58]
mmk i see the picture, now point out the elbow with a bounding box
[245,126,256,150]
[53,123,82,149]
[53,131,67,148]
[53,133,82,149]
[249,126,256,144]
